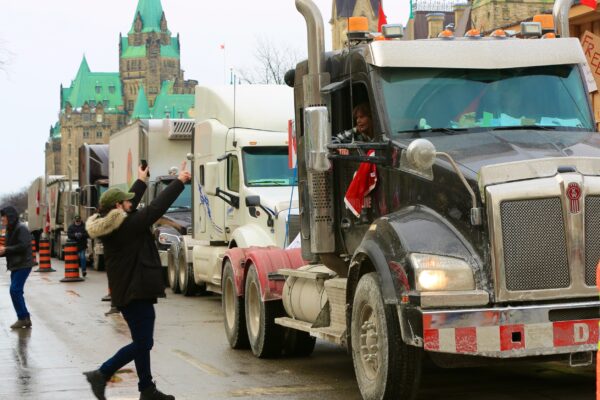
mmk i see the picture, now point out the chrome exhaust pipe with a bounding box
[295,0,325,105]
[553,0,575,38]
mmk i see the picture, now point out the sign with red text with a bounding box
[580,31,600,93]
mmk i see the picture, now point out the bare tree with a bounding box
[0,187,28,215]
[238,36,304,85]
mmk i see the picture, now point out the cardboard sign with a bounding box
[580,31,600,93]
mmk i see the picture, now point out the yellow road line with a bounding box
[172,349,229,377]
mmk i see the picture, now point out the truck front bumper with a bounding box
[402,300,600,358]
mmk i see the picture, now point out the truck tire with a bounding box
[167,245,181,294]
[245,265,284,358]
[222,260,249,349]
[179,250,201,297]
[351,272,422,400]
[282,329,316,357]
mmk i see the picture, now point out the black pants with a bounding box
[99,300,155,391]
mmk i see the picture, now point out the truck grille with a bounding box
[287,214,301,245]
[585,196,600,286]
[500,198,570,291]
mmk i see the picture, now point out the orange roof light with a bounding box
[533,14,554,30]
[249,141,257,146]
[438,29,454,39]
[349,17,369,32]
[465,28,481,38]
[490,29,507,38]
[542,32,557,39]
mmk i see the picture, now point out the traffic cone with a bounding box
[60,242,84,282]
[35,238,55,272]
[31,238,38,266]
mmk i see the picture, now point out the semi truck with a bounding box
[109,119,194,273]
[170,85,299,297]
[27,176,46,247]
[78,144,109,269]
[218,1,600,399]
[46,175,78,259]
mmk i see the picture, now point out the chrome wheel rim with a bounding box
[358,303,380,381]
[178,252,187,288]
[247,279,261,341]
[168,249,176,287]
[224,273,236,331]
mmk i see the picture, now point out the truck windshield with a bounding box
[243,147,296,186]
[158,181,192,210]
[382,65,593,139]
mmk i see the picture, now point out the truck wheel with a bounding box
[351,272,422,400]
[282,329,316,357]
[245,265,284,358]
[222,260,249,349]
[179,250,201,297]
[167,246,181,294]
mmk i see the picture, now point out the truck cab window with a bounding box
[228,155,240,192]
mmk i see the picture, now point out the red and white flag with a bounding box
[581,0,597,9]
[288,119,297,169]
[344,150,377,217]
[378,0,388,32]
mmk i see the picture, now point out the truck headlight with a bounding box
[410,253,475,291]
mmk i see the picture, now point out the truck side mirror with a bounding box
[304,106,331,172]
[246,195,260,218]
[204,161,219,196]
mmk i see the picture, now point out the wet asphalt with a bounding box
[0,258,595,400]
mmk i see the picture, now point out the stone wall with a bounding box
[332,0,378,50]
[471,0,553,32]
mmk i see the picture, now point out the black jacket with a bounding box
[67,222,88,251]
[86,179,184,307]
[1,206,34,271]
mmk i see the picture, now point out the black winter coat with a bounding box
[86,179,184,307]
[67,222,88,251]
[1,206,34,271]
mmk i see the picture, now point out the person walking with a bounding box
[83,162,190,400]
[67,215,89,277]
[0,206,35,329]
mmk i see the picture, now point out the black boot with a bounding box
[139,384,175,400]
[83,370,107,400]
[10,317,32,329]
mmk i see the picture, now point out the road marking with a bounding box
[227,384,336,397]
[172,349,229,377]
[65,290,81,297]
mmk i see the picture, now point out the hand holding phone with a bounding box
[139,160,150,180]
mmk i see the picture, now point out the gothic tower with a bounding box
[471,0,554,32]
[119,0,197,114]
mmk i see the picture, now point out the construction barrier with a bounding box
[35,238,55,272]
[60,242,84,282]
[31,238,38,266]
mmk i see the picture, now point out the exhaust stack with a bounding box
[553,0,575,38]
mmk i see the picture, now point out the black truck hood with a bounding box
[419,130,600,177]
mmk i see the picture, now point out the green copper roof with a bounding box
[129,0,169,34]
[120,36,180,59]
[150,82,194,119]
[132,85,152,119]
[51,122,61,139]
[62,56,124,114]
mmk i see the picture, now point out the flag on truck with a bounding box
[288,119,297,169]
[581,0,597,9]
[378,1,387,32]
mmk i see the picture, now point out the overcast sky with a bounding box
[0,0,409,195]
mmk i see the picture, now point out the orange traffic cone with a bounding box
[60,242,84,282]
[35,238,55,272]
[31,238,38,266]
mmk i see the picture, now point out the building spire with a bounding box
[131,85,151,119]
[129,0,167,34]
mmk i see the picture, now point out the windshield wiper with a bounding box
[397,127,470,136]
[248,179,290,185]
[490,125,558,131]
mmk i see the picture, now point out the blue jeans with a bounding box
[99,300,155,391]
[10,268,32,320]
[78,249,86,273]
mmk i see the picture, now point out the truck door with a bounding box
[224,153,241,241]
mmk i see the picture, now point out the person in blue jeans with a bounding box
[83,162,190,400]
[0,206,35,329]
[67,215,88,277]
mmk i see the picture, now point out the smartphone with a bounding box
[141,159,150,177]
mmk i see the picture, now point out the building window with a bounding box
[83,113,91,121]
[128,100,134,110]
[96,131,103,138]
[83,130,90,138]
[109,85,115,94]
[96,114,103,123]
[68,129,71,138]
[90,100,96,107]
[95,85,101,94]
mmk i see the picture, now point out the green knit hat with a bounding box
[100,187,135,209]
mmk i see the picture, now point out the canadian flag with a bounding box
[378,1,388,32]
[344,150,377,217]
[581,0,597,8]
[288,119,297,169]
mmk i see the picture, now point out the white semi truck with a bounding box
[46,175,78,259]
[27,176,46,252]
[109,119,194,273]
[169,85,299,297]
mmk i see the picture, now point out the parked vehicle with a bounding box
[27,176,46,247]
[170,85,298,296]
[219,1,600,399]
[46,175,78,259]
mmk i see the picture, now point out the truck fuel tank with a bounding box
[282,265,336,323]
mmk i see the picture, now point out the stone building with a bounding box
[45,0,197,177]
[471,0,554,32]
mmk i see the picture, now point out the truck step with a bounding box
[278,267,336,281]
[275,317,346,346]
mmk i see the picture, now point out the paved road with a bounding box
[0,259,595,400]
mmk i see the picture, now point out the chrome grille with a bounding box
[585,196,600,286]
[500,198,570,290]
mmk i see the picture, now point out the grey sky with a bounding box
[0,0,409,195]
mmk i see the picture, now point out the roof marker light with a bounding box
[438,29,454,39]
[490,29,507,38]
[464,29,482,38]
